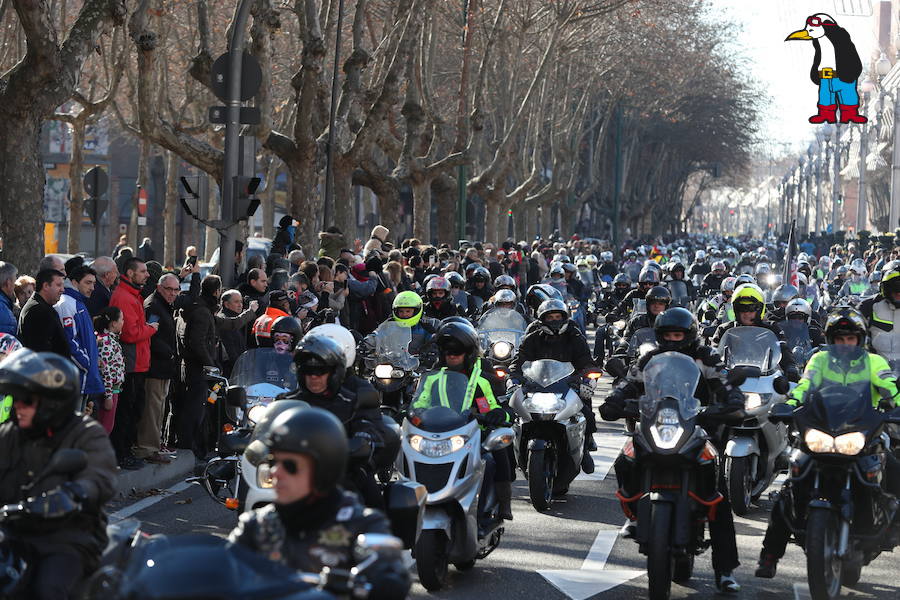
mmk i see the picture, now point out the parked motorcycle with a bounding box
[717,326,791,515]
[770,349,900,600]
[509,359,586,511]
[400,370,515,590]
[615,352,731,600]
[476,307,527,377]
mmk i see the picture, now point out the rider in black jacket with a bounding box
[599,308,745,594]
[229,407,410,600]
[510,299,597,472]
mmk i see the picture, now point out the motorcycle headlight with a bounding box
[803,429,834,453]
[744,392,771,410]
[649,408,684,450]
[374,364,394,379]
[257,461,274,488]
[834,431,866,455]
[614,320,626,330]
[492,341,512,359]
[408,434,467,458]
[247,404,268,424]
[523,392,566,414]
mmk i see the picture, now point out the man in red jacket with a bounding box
[110,257,158,469]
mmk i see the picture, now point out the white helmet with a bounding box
[695,250,707,261]
[600,251,613,263]
[309,323,356,368]
[784,298,812,322]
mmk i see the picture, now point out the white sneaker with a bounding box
[716,572,741,594]
[619,519,637,539]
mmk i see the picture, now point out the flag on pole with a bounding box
[782,220,798,288]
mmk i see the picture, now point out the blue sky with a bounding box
[712,0,879,156]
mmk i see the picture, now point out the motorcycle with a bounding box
[509,359,586,510]
[362,321,421,419]
[84,525,405,600]
[667,280,692,310]
[615,352,730,600]
[400,370,515,590]
[770,350,900,600]
[188,348,298,515]
[476,307,527,378]
[717,326,791,516]
[779,318,816,370]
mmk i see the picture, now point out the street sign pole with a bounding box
[83,166,109,258]
[219,0,255,289]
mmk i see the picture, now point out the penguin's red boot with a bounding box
[839,105,867,123]
[809,104,837,124]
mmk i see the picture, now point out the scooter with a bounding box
[509,359,586,511]
[717,325,790,516]
[399,370,516,591]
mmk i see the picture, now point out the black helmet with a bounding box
[445,271,465,288]
[637,268,660,286]
[824,307,867,345]
[435,321,480,369]
[293,333,347,395]
[645,285,672,309]
[0,349,80,431]
[537,299,570,335]
[265,406,349,495]
[494,274,516,290]
[271,316,304,350]
[653,307,699,353]
[525,284,562,316]
[471,267,491,284]
[613,273,631,290]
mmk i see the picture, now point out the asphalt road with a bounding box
[109,334,900,599]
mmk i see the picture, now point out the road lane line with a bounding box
[109,480,192,522]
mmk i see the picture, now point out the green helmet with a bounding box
[392,291,424,327]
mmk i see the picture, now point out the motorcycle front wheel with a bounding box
[806,508,843,600]
[726,456,753,516]
[527,448,554,511]
[647,502,674,600]
[416,530,450,591]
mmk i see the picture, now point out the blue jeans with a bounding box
[818,77,859,106]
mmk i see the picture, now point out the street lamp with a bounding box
[814,129,828,235]
[857,76,875,233]
[798,155,807,235]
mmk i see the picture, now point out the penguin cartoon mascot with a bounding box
[786,13,866,124]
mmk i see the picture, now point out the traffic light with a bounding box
[507,209,513,216]
[180,176,208,220]
[729,209,735,215]
[234,176,261,220]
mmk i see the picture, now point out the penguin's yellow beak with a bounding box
[785,29,813,41]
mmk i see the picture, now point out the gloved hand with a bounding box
[785,367,801,383]
[482,408,507,427]
[599,396,626,422]
[773,375,790,395]
[25,482,85,519]
[349,431,375,459]
[505,377,520,392]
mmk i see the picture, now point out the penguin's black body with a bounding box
[809,25,862,85]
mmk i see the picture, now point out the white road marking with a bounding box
[109,480,193,522]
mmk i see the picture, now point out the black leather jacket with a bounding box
[509,320,595,382]
[229,490,410,599]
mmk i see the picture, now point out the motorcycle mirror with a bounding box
[773,376,791,396]
[604,357,627,379]
[226,385,247,408]
[768,402,795,424]
[482,427,516,451]
[244,439,269,467]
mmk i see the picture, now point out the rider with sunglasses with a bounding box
[229,406,410,599]
[0,349,117,600]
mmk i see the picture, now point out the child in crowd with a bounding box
[94,306,125,434]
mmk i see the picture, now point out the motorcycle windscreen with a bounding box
[778,319,814,362]
[639,352,701,421]
[477,308,527,352]
[521,359,575,387]
[632,298,647,315]
[667,280,689,305]
[411,369,471,414]
[230,348,298,391]
[717,326,782,374]
[373,321,420,370]
[627,327,657,357]
[802,349,880,433]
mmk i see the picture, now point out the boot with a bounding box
[581,450,595,474]
[839,104,868,123]
[808,104,837,124]
[496,481,513,521]
[754,552,778,579]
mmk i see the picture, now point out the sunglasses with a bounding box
[806,16,835,27]
[266,457,299,475]
[302,366,332,376]
[6,394,34,406]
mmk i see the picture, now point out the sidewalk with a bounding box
[114,452,195,498]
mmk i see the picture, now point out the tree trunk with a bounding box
[288,162,319,253]
[0,117,44,273]
[433,177,455,246]
[163,151,178,267]
[411,177,430,241]
[540,201,553,238]
[333,158,356,237]
[204,182,219,261]
[522,202,535,242]
[66,119,86,253]
[262,157,277,239]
